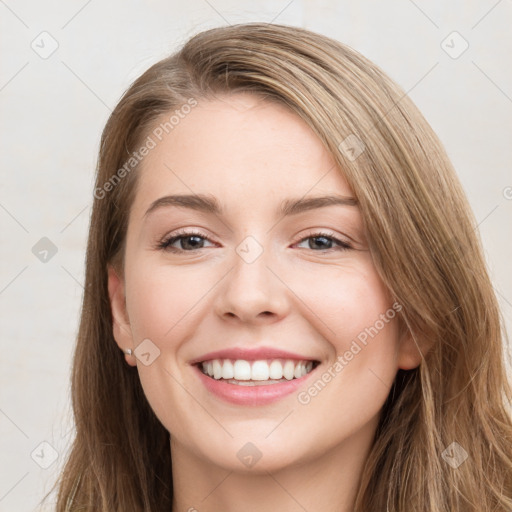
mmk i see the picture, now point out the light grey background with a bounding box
[1,0,511,510]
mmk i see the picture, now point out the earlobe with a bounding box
[396,330,432,370]
[107,264,136,366]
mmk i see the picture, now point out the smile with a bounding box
[199,358,318,384]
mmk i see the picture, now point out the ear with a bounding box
[107,264,136,367]
[396,327,433,371]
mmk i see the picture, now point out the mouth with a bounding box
[196,358,321,386]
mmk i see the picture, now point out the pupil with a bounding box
[311,236,331,250]
[183,236,203,250]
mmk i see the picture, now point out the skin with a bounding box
[108,92,421,512]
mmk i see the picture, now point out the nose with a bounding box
[214,242,290,325]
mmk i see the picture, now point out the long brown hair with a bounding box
[49,23,512,511]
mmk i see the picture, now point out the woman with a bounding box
[52,22,512,511]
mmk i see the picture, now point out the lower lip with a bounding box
[194,364,317,406]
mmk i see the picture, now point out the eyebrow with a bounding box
[143,193,358,219]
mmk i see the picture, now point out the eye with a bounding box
[156,229,352,254]
[156,229,216,252]
[294,231,352,252]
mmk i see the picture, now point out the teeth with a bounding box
[233,360,252,380]
[269,360,283,379]
[283,360,295,380]
[200,358,316,382]
[212,359,223,379]
[222,359,234,379]
[251,360,270,381]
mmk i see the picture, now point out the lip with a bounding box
[193,361,320,406]
[189,346,318,365]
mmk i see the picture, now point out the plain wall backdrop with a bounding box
[1,0,511,510]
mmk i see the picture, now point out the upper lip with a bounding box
[189,347,319,365]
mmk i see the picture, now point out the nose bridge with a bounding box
[216,233,288,321]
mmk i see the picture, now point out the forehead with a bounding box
[133,92,354,210]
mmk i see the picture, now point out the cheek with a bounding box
[291,266,400,444]
[288,260,401,399]
[288,258,397,349]
[125,262,214,341]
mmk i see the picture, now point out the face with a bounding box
[108,92,418,473]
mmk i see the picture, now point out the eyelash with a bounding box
[156,229,352,253]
